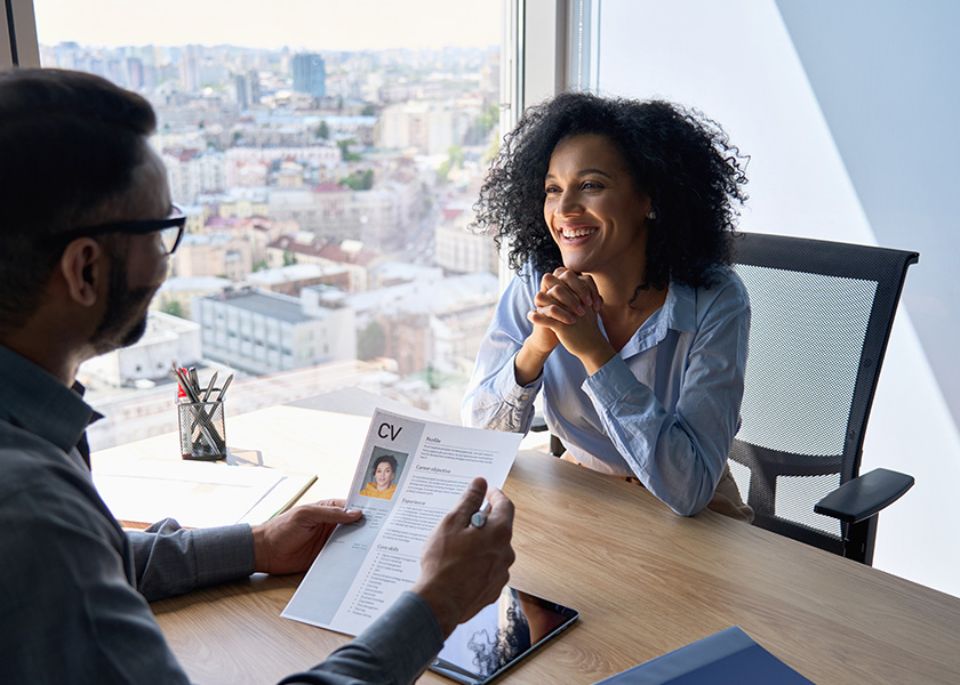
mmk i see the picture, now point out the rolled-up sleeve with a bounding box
[583,281,750,516]
[462,271,543,434]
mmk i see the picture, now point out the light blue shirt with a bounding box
[462,267,750,516]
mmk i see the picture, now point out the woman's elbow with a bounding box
[669,499,707,518]
[664,481,716,517]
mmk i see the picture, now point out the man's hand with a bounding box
[412,478,516,638]
[252,499,363,575]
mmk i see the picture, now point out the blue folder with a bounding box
[595,626,814,684]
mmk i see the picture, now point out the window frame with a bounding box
[3,0,40,68]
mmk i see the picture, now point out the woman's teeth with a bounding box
[561,227,597,238]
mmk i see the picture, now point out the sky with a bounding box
[33,0,503,50]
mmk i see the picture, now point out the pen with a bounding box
[216,374,234,402]
[201,371,219,402]
[470,500,491,528]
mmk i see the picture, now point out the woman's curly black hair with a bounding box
[473,92,749,290]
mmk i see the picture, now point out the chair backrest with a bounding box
[728,233,918,555]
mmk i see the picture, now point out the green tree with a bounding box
[479,103,499,132]
[357,320,387,360]
[437,145,465,184]
[341,169,374,191]
[437,159,452,183]
[337,139,361,162]
[282,250,298,266]
[314,121,330,140]
[448,145,464,168]
[160,300,185,319]
[252,259,269,272]
[361,104,378,116]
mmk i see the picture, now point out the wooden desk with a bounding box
[147,406,960,684]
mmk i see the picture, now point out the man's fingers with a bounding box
[450,477,488,525]
[310,498,348,508]
[484,488,515,529]
[295,503,363,525]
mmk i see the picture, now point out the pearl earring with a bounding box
[647,209,657,220]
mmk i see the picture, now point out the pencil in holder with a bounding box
[178,400,227,461]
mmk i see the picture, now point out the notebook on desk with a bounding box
[92,458,316,529]
[596,626,813,684]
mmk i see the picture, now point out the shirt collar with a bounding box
[663,282,698,333]
[0,344,102,454]
[612,281,698,359]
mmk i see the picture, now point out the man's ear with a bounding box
[59,238,107,307]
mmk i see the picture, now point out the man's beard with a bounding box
[91,254,157,354]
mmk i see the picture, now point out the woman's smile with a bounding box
[556,224,600,244]
[543,133,651,276]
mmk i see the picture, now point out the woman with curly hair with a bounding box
[462,92,752,519]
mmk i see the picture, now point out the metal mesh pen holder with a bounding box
[178,401,227,461]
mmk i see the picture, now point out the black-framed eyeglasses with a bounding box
[58,206,187,256]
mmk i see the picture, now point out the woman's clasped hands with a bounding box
[528,267,614,370]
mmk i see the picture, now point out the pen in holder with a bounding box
[178,399,227,461]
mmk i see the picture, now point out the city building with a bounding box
[347,272,497,375]
[194,287,355,375]
[197,188,271,220]
[266,234,381,292]
[376,100,479,155]
[266,179,421,249]
[78,311,202,387]
[246,263,352,297]
[233,72,249,110]
[369,261,444,289]
[434,206,498,275]
[292,53,326,98]
[173,232,253,281]
[162,149,226,204]
[152,275,232,319]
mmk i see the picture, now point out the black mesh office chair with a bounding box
[728,232,918,565]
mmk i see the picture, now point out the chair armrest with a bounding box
[814,468,915,524]
[531,414,548,432]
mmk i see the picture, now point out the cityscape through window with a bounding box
[35,1,505,448]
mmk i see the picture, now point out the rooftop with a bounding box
[159,276,232,292]
[247,263,348,285]
[204,289,311,323]
[347,272,497,316]
[267,236,381,266]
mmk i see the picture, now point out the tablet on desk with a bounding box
[430,587,579,685]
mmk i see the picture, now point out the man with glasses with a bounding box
[0,69,515,684]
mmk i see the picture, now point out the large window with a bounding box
[30,0,509,447]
